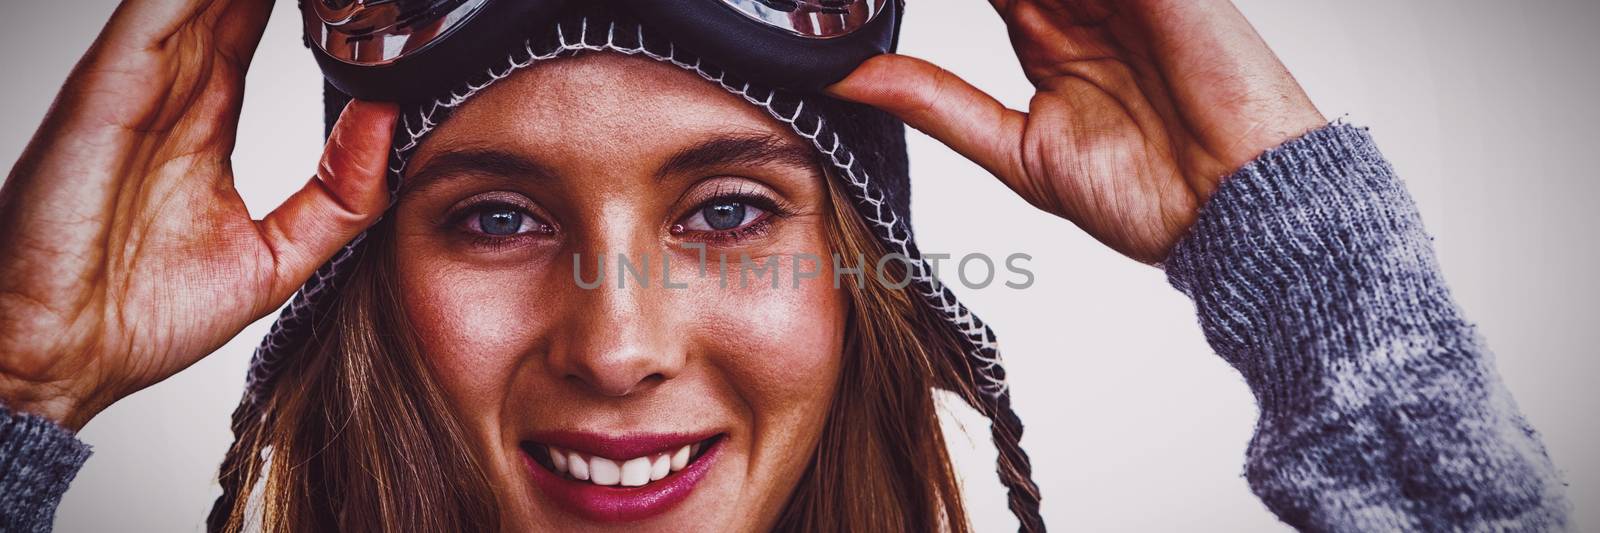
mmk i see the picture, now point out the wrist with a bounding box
[0,375,90,432]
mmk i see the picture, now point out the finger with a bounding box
[825,54,1029,187]
[209,0,276,70]
[256,100,398,304]
[1133,0,1324,164]
[98,0,274,100]
[42,0,274,163]
[100,0,273,58]
[990,0,1113,32]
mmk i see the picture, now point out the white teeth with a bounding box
[543,441,706,487]
[620,457,652,487]
[567,451,589,481]
[671,445,690,471]
[549,447,568,473]
[589,457,622,486]
[650,454,671,481]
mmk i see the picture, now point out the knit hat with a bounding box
[215,5,1041,530]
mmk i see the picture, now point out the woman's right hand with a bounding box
[0,0,397,431]
[828,0,1325,264]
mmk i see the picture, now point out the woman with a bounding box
[0,1,1568,532]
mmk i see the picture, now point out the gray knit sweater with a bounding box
[0,124,1571,531]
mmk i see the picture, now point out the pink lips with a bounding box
[523,431,724,523]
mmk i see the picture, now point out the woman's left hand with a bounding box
[828,0,1325,263]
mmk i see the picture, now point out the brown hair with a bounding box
[214,172,981,531]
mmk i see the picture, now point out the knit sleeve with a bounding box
[1163,124,1570,531]
[1,402,90,532]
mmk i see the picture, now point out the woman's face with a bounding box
[393,53,848,530]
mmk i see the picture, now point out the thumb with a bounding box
[825,54,1028,184]
[256,100,398,304]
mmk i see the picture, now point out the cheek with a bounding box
[397,258,556,417]
[698,277,846,410]
[682,252,849,469]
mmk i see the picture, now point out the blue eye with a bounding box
[684,201,765,232]
[702,202,746,230]
[469,206,543,236]
[479,210,523,235]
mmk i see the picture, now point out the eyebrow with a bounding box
[656,133,820,180]
[402,148,558,196]
[400,132,819,195]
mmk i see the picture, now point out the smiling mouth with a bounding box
[521,434,722,488]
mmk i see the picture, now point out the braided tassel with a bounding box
[989,390,1045,532]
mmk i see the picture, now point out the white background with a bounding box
[2,1,1597,531]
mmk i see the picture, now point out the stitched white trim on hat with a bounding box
[245,17,1008,414]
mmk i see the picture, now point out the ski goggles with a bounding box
[302,0,902,102]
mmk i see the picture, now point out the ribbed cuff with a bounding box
[1162,124,1569,531]
[1163,123,1469,419]
[1,402,90,531]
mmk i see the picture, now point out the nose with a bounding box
[547,248,687,397]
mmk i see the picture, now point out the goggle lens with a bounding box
[720,0,889,38]
[306,0,490,65]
